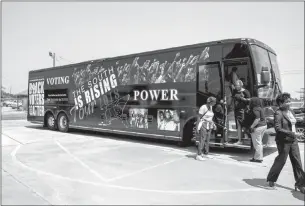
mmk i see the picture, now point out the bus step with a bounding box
[209,142,225,148]
[223,143,251,149]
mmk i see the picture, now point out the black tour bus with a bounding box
[27,38,282,149]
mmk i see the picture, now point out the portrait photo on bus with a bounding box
[129,108,148,129]
[157,109,180,131]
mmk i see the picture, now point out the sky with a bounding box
[2,2,304,98]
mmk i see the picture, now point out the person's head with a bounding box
[159,111,164,120]
[160,66,164,74]
[249,97,262,109]
[165,110,171,119]
[234,80,244,91]
[232,67,237,72]
[276,92,291,110]
[214,104,223,113]
[207,96,217,107]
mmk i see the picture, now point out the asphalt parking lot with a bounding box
[1,108,305,205]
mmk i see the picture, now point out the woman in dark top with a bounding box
[248,97,267,163]
[232,80,251,145]
[266,93,304,193]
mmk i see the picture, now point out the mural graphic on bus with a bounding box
[97,93,130,127]
[70,46,210,91]
[129,108,148,129]
[68,46,210,126]
[117,47,210,85]
[29,78,45,117]
[157,109,180,132]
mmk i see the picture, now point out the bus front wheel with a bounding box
[57,113,69,133]
[180,119,196,147]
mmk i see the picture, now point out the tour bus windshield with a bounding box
[268,51,282,91]
[250,44,275,98]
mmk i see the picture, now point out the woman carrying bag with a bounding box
[195,96,217,161]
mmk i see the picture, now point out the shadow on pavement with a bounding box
[24,125,47,130]
[243,178,305,201]
[23,124,278,161]
[186,154,197,160]
[24,124,180,148]
[208,146,278,163]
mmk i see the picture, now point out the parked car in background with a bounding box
[11,100,23,109]
[2,100,12,107]
[291,102,305,114]
[291,102,305,142]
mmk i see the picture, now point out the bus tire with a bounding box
[180,119,196,147]
[57,113,69,133]
[46,113,56,131]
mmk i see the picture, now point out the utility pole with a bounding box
[49,52,55,67]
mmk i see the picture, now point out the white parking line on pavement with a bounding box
[106,157,185,182]
[11,144,268,195]
[55,140,109,182]
[2,133,24,145]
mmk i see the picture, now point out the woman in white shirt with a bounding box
[195,96,217,161]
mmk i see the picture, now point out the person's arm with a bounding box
[274,110,295,138]
[196,105,207,131]
[250,119,260,130]
[241,90,251,104]
[249,109,260,131]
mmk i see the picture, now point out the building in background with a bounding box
[16,89,28,111]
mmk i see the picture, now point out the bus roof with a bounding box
[29,38,276,73]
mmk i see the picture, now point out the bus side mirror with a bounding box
[261,67,270,85]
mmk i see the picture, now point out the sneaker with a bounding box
[196,155,206,161]
[267,181,276,189]
[204,154,214,159]
[234,141,243,145]
[250,158,263,163]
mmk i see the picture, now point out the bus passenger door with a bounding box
[222,57,252,146]
[196,62,226,144]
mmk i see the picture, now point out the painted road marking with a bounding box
[11,144,268,195]
[56,139,184,183]
[55,140,109,182]
[106,157,185,182]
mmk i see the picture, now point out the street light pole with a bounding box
[49,52,55,67]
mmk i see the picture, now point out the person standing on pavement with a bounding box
[266,93,305,193]
[248,97,267,163]
[195,96,217,161]
[232,80,251,145]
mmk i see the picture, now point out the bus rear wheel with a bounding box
[46,113,56,130]
[57,113,69,133]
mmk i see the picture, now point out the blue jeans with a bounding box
[196,127,211,155]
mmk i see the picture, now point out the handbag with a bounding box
[196,109,209,132]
